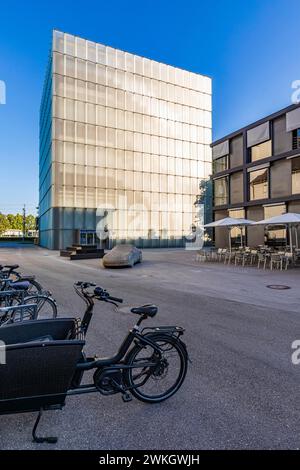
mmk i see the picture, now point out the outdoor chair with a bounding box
[216,248,223,261]
[283,252,294,270]
[196,248,217,262]
[243,251,253,266]
[257,252,267,269]
[223,250,235,264]
[234,251,245,266]
[294,249,300,262]
[195,249,207,262]
[270,253,283,271]
[249,249,258,265]
[210,249,219,262]
[217,248,227,262]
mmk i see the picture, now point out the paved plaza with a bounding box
[0,244,300,449]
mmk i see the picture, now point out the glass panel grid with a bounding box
[43,31,212,245]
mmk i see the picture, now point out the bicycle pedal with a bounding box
[122,392,132,402]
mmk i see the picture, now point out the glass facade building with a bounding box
[39,30,212,249]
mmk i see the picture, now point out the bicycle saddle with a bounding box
[10,281,30,290]
[131,304,158,317]
[4,264,19,270]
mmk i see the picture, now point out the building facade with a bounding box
[211,103,300,248]
[39,30,212,249]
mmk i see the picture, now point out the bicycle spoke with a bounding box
[127,337,186,401]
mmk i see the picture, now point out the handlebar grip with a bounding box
[108,296,123,303]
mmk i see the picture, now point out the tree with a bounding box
[194,178,213,245]
[14,213,23,231]
[6,213,23,231]
[0,213,10,235]
[26,215,36,232]
[0,213,37,236]
[7,214,17,230]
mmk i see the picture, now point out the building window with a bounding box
[229,208,245,246]
[230,171,243,204]
[248,168,269,201]
[264,204,286,247]
[250,139,272,162]
[292,129,300,150]
[212,155,228,174]
[264,203,286,219]
[292,156,300,194]
[213,176,228,206]
[229,134,243,168]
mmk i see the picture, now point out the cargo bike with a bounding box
[0,282,188,443]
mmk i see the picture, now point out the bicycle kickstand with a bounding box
[32,408,58,444]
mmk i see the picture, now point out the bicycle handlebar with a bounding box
[73,281,123,335]
[74,282,123,304]
[93,286,123,303]
[107,295,123,304]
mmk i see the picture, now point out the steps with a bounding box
[60,244,104,260]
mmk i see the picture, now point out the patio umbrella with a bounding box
[253,212,300,254]
[204,217,254,251]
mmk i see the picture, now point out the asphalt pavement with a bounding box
[0,245,300,449]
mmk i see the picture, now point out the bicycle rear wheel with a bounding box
[22,279,43,294]
[124,333,188,403]
[22,295,57,320]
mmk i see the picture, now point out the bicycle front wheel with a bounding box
[22,295,57,320]
[124,333,188,403]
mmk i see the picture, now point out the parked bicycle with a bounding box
[0,281,188,443]
[0,302,38,326]
[0,280,57,324]
[0,264,42,293]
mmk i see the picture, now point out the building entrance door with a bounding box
[80,230,98,246]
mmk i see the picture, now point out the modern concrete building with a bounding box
[211,103,300,248]
[39,30,212,249]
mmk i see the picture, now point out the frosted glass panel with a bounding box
[65,99,75,121]
[53,52,64,74]
[77,59,86,80]
[53,31,64,53]
[76,80,86,101]
[76,101,86,122]
[76,38,86,59]
[65,34,75,55]
[66,56,75,78]
[87,41,96,62]
[87,62,96,83]
[106,47,116,67]
[65,77,75,99]
[97,44,106,64]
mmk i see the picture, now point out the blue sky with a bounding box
[0,0,299,214]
